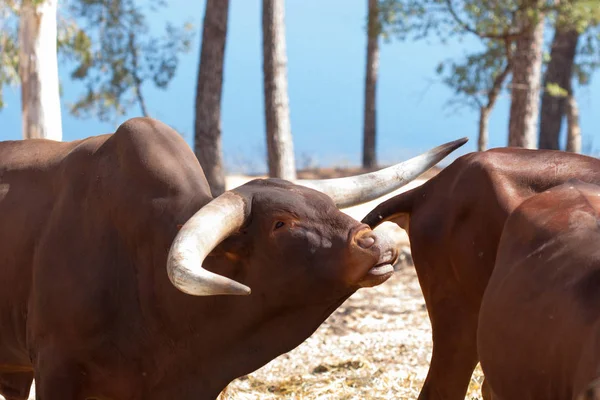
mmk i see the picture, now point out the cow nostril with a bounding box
[356,235,376,249]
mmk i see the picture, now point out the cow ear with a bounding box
[167,191,251,296]
[208,233,250,261]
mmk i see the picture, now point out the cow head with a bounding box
[229,180,400,298]
[166,183,400,301]
[166,137,467,297]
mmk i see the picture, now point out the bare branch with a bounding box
[128,31,149,117]
[486,61,511,109]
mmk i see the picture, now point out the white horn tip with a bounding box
[167,251,252,296]
[436,137,469,153]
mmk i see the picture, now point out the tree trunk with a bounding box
[538,28,579,150]
[262,0,296,180]
[18,0,62,141]
[362,0,380,169]
[508,9,545,148]
[194,0,230,197]
[478,107,490,152]
[565,94,581,153]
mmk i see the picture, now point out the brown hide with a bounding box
[0,117,398,399]
[363,148,600,400]
[478,181,600,400]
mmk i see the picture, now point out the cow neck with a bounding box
[148,255,353,397]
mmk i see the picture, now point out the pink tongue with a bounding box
[369,263,394,276]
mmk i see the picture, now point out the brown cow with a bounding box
[477,181,600,400]
[0,117,464,400]
[362,148,600,400]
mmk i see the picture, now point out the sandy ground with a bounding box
[6,172,486,399]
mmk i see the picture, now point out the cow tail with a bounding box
[361,185,421,229]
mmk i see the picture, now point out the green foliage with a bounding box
[572,25,600,86]
[539,1,600,93]
[378,0,449,42]
[0,2,19,110]
[436,39,509,110]
[378,0,552,43]
[553,0,600,32]
[545,82,569,97]
[62,0,195,121]
[451,0,521,37]
[378,0,519,114]
[0,0,194,120]
[380,0,600,111]
[0,36,18,110]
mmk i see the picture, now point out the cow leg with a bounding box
[417,299,480,400]
[0,371,34,400]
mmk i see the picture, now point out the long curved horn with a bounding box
[295,137,468,208]
[167,191,251,296]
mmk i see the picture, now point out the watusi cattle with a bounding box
[0,117,465,400]
[362,147,600,400]
[477,181,600,400]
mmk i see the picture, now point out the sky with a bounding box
[2,0,600,173]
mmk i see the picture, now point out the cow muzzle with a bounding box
[353,227,399,287]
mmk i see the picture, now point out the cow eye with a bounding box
[274,221,285,230]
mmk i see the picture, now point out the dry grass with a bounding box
[217,263,485,400]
